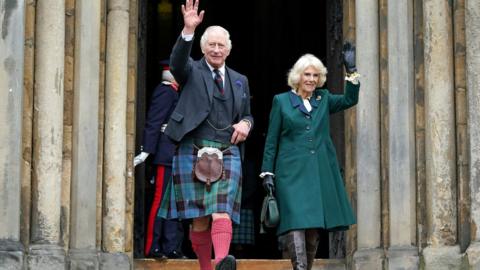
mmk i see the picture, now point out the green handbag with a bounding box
[260,188,280,234]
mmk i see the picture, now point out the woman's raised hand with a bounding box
[342,42,357,74]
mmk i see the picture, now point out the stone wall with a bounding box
[342,0,478,269]
[0,0,136,269]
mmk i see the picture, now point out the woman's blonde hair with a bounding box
[287,54,328,90]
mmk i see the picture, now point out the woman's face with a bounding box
[298,66,320,96]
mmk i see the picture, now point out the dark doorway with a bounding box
[135,0,345,259]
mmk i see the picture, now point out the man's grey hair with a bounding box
[200,25,232,51]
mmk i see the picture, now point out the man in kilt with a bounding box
[158,0,253,269]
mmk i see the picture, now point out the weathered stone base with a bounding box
[0,247,134,269]
[0,240,24,270]
[352,248,384,270]
[422,245,464,270]
[69,248,99,270]
[387,246,419,270]
[99,252,130,270]
[466,241,480,269]
[0,251,23,270]
[27,244,66,270]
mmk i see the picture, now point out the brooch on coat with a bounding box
[316,95,322,101]
[236,80,247,98]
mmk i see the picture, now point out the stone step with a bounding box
[134,259,346,270]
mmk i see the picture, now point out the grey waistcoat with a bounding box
[187,73,235,144]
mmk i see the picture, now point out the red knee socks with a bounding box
[190,218,233,269]
[211,218,233,264]
[190,230,212,270]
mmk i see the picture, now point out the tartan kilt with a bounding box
[158,140,243,224]
[232,209,255,244]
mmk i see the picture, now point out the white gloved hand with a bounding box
[134,152,150,167]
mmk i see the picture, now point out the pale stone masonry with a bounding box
[353,0,383,269]
[387,0,419,269]
[68,0,101,269]
[422,0,463,269]
[0,0,25,268]
[466,0,480,268]
[27,0,66,269]
[102,0,131,268]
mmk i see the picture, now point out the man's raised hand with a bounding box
[181,0,204,34]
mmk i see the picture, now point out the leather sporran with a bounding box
[193,147,224,191]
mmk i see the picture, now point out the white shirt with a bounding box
[205,62,226,87]
[291,89,313,112]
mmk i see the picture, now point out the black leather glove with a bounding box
[342,42,357,74]
[263,175,275,194]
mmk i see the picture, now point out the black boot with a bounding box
[285,230,307,270]
[305,229,320,270]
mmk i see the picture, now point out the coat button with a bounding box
[310,150,315,154]
[308,138,313,142]
[306,115,311,119]
[306,126,310,130]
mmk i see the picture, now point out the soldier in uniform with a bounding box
[134,61,186,259]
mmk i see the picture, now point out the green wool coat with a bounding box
[261,81,359,235]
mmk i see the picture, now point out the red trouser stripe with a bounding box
[144,165,166,255]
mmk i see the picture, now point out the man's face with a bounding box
[202,31,230,69]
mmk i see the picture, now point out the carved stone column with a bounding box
[68,0,102,269]
[27,0,66,269]
[386,0,418,269]
[101,0,130,268]
[422,0,462,269]
[0,1,26,268]
[353,0,383,269]
[465,0,480,268]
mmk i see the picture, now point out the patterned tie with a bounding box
[213,69,224,94]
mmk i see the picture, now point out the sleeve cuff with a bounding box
[241,119,252,129]
[345,72,360,84]
[181,31,194,41]
[259,172,275,178]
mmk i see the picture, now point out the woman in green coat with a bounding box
[261,44,359,270]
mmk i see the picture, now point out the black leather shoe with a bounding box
[149,248,167,259]
[215,255,236,270]
[166,250,188,259]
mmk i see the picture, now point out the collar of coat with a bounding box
[288,89,321,115]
